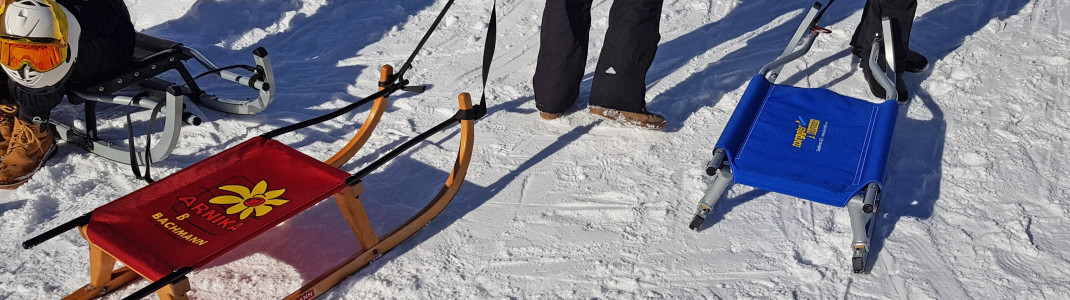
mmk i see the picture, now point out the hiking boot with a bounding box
[0,104,16,157]
[539,111,564,120]
[589,107,666,130]
[900,51,929,73]
[0,118,57,189]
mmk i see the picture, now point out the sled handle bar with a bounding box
[346,92,479,186]
[346,117,458,186]
[22,213,93,249]
[260,84,402,139]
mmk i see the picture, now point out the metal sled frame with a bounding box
[24,65,478,300]
[688,2,900,273]
[51,33,276,166]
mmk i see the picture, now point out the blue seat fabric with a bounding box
[715,75,898,207]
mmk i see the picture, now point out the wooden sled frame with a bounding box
[51,33,276,166]
[26,64,479,299]
[292,69,475,299]
[26,0,498,296]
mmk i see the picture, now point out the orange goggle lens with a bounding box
[0,37,67,72]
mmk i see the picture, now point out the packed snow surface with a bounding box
[2,0,1068,298]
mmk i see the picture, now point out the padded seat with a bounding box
[71,33,193,94]
[717,75,899,207]
[133,33,183,61]
[85,137,350,281]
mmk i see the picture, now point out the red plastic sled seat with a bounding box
[87,137,349,282]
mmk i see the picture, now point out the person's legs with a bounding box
[588,0,664,113]
[5,85,62,185]
[852,0,922,100]
[10,84,65,124]
[533,0,593,116]
[1,81,59,186]
[0,85,56,186]
[851,0,925,72]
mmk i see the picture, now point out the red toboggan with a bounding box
[23,63,480,299]
[24,2,497,297]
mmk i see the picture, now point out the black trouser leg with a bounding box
[588,0,663,113]
[10,81,65,124]
[851,0,917,66]
[533,0,593,114]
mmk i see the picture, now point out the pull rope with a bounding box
[261,0,467,139]
[349,0,498,185]
[396,0,457,81]
[454,0,496,121]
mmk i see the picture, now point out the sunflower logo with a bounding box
[209,180,290,220]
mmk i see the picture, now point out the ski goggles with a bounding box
[0,36,68,72]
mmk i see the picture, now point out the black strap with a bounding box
[126,92,165,184]
[261,88,395,139]
[262,0,464,139]
[351,1,497,185]
[346,118,456,185]
[396,0,457,80]
[454,0,496,121]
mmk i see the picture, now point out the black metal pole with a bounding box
[122,267,195,300]
[396,0,456,79]
[22,213,93,249]
[261,87,397,139]
[811,0,837,28]
[346,118,458,186]
[262,0,464,140]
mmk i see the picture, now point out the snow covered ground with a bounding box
[2,0,1069,298]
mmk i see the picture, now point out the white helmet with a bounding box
[0,0,80,89]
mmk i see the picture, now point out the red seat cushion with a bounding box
[86,137,350,281]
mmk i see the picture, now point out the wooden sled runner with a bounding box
[23,65,478,299]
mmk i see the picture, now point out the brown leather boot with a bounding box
[589,107,666,130]
[0,118,56,189]
[0,104,16,157]
[539,111,564,120]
